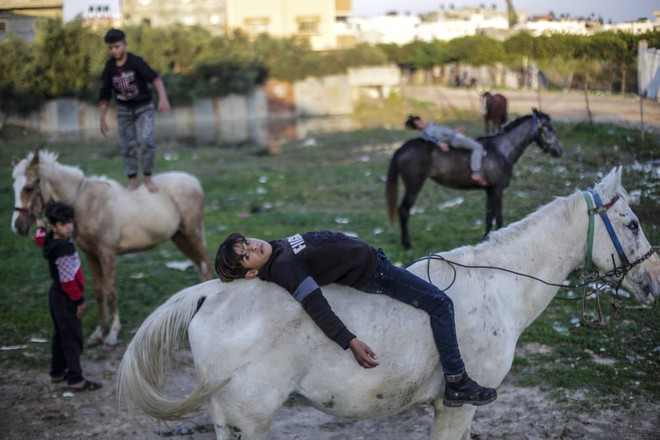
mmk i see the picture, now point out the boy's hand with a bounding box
[100,118,109,137]
[76,303,86,319]
[348,338,379,369]
[438,142,450,152]
[157,98,171,114]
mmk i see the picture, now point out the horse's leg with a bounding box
[483,188,495,240]
[493,186,504,231]
[98,252,120,346]
[431,404,477,440]
[85,252,105,345]
[171,230,212,281]
[398,182,424,250]
[206,382,288,439]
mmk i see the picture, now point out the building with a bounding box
[0,0,63,42]
[416,6,514,41]
[352,13,421,45]
[121,0,349,50]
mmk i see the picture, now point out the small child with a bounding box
[405,115,488,186]
[99,28,170,193]
[215,231,497,407]
[35,202,102,392]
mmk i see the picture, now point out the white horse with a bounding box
[11,150,212,345]
[117,168,659,439]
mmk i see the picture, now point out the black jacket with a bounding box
[258,231,378,349]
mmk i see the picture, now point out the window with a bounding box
[0,20,7,37]
[244,17,269,35]
[296,16,320,35]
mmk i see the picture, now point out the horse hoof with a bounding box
[104,338,119,347]
[87,337,103,347]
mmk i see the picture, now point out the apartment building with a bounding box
[122,0,348,50]
[0,0,63,41]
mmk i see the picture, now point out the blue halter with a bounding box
[581,189,628,271]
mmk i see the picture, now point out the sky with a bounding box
[64,0,658,23]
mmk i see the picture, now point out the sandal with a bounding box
[70,380,103,392]
[50,374,66,384]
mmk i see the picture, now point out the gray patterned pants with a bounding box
[116,102,156,177]
[451,133,484,173]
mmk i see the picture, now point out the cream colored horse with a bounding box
[117,168,659,439]
[11,150,212,345]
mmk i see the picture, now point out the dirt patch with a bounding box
[1,344,658,440]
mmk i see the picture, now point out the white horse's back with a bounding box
[189,279,442,419]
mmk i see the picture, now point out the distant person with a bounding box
[34,202,102,392]
[215,231,498,407]
[99,28,170,192]
[405,115,488,186]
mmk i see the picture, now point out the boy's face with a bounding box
[107,40,127,60]
[51,221,74,239]
[413,119,427,130]
[235,237,272,279]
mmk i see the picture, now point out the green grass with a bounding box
[0,102,658,409]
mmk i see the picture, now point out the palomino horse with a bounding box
[387,109,563,249]
[481,91,508,134]
[118,168,658,440]
[11,150,212,345]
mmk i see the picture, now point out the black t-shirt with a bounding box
[99,53,159,106]
[258,231,378,349]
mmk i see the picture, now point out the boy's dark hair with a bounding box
[104,28,126,44]
[44,201,75,225]
[215,232,249,282]
[405,115,421,130]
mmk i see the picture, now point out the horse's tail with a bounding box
[117,281,228,421]
[386,147,401,226]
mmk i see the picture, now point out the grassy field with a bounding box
[1,101,658,412]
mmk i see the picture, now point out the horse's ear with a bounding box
[30,149,40,166]
[598,167,623,195]
[11,156,20,167]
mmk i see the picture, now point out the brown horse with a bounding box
[387,110,563,249]
[11,150,212,345]
[482,92,508,134]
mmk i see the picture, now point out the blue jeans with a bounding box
[358,249,466,376]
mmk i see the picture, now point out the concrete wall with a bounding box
[1,87,269,135]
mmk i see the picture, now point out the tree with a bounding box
[446,35,504,66]
[31,18,105,97]
[0,36,44,116]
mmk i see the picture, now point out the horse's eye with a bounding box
[24,186,34,194]
[628,221,639,235]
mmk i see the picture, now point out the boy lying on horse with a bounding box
[215,230,497,407]
[405,115,488,186]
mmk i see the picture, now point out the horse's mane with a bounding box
[476,192,580,251]
[446,171,626,258]
[32,150,85,179]
[477,110,550,141]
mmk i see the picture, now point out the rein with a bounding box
[410,188,657,329]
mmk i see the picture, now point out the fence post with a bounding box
[637,40,647,140]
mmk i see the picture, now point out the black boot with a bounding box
[443,372,497,407]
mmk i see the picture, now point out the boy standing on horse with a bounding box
[99,28,170,193]
[406,115,488,186]
[215,231,497,407]
[34,202,102,392]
